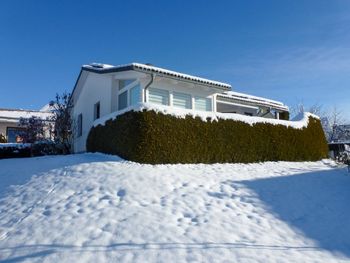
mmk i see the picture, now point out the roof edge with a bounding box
[81,63,231,90]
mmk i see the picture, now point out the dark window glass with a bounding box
[94,102,100,120]
[6,128,25,143]
[77,114,83,137]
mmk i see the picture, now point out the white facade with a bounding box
[71,70,222,152]
[71,63,289,153]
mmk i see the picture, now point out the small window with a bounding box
[173,92,192,109]
[77,114,83,137]
[129,84,140,106]
[119,79,136,90]
[148,88,169,105]
[118,91,128,110]
[195,97,212,111]
[244,112,253,116]
[94,102,100,120]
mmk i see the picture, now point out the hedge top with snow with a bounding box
[93,102,316,129]
[87,104,328,164]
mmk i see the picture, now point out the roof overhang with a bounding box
[81,63,232,91]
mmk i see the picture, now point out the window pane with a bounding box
[148,88,169,105]
[129,85,140,106]
[94,102,100,120]
[118,91,128,110]
[173,92,192,109]
[77,114,83,137]
[119,79,136,90]
[195,97,212,111]
[7,128,25,143]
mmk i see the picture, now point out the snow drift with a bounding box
[0,154,349,262]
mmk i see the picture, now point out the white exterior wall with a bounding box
[0,121,11,136]
[72,71,222,153]
[72,73,113,152]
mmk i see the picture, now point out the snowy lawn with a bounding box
[0,154,349,262]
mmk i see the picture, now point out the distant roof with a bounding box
[82,62,232,90]
[217,91,289,112]
[0,108,53,122]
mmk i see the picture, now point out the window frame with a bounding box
[172,91,192,109]
[119,79,137,91]
[148,87,170,106]
[194,96,212,112]
[129,84,141,106]
[118,90,128,110]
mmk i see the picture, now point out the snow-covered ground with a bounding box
[0,154,349,262]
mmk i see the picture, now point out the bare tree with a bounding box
[18,116,46,143]
[0,133,6,143]
[290,101,324,119]
[49,92,74,154]
[289,102,347,142]
[325,106,345,142]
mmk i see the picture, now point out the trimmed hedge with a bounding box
[0,142,66,159]
[0,145,31,159]
[87,110,328,164]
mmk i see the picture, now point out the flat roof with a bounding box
[217,91,289,112]
[0,108,53,121]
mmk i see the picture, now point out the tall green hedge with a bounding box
[87,110,328,164]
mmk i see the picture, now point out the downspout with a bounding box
[143,73,155,103]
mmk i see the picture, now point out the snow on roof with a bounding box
[217,91,288,111]
[39,103,54,112]
[82,62,232,90]
[0,108,53,121]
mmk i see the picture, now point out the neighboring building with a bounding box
[328,141,350,159]
[0,106,53,143]
[70,62,289,152]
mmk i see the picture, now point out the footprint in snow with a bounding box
[99,195,112,201]
[43,210,51,217]
[117,189,126,199]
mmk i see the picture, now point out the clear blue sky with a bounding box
[0,0,349,120]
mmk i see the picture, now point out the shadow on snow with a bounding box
[237,166,350,258]
[0,242,323,262]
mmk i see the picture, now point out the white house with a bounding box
[70,62,289,153]
[0,106,53,143]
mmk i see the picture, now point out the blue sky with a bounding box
[0,0,349,120]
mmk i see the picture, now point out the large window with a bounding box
[148,88,169,105]
[77,114,83,137]
[119,79,136,90]
[94,101,100,120]
[195,97,212,111]
[6,127,25,143]
[173,92,192,109]
[129,84,140,106]
[118,91,128,110]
